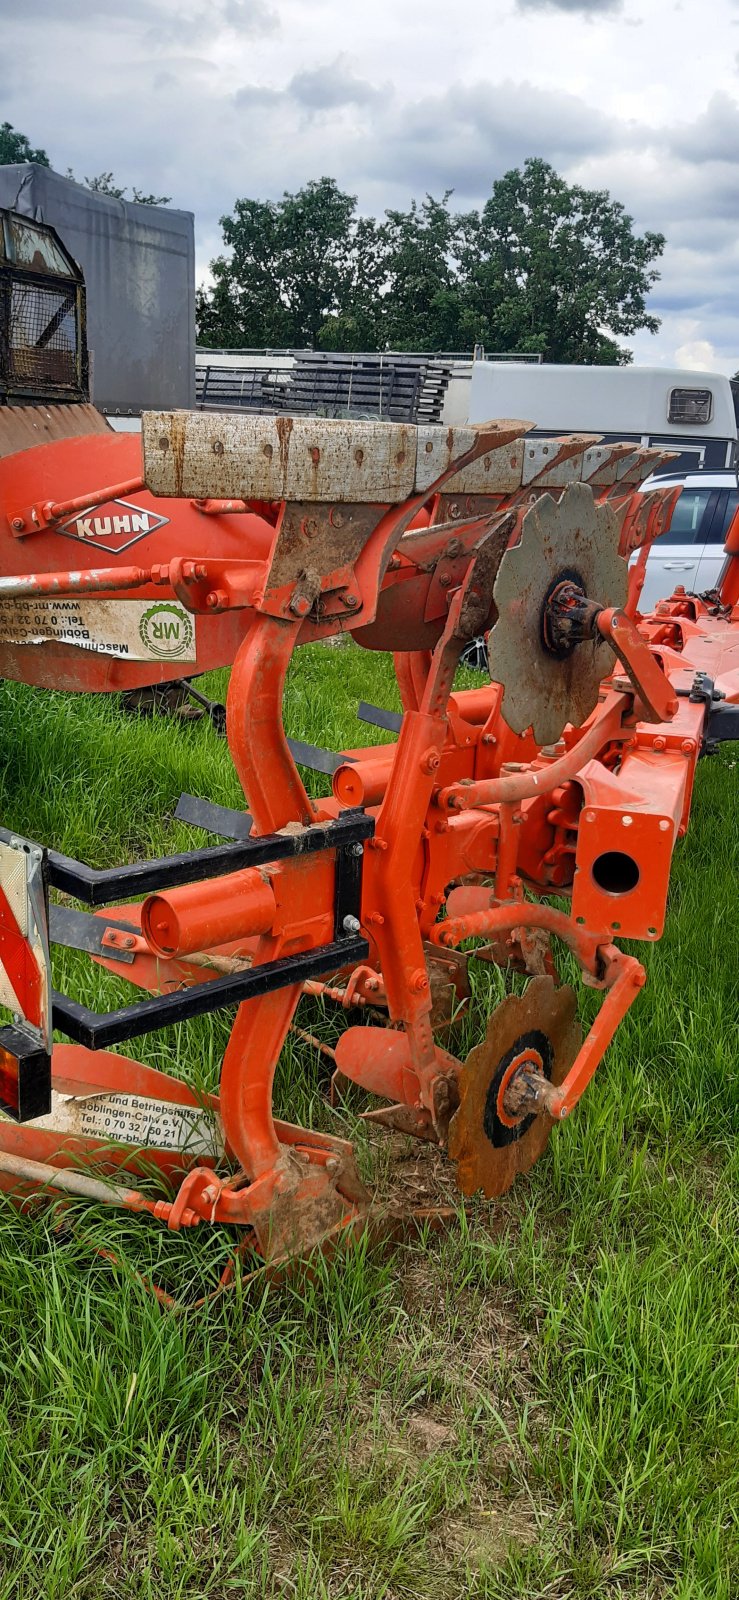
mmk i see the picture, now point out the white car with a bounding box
[638,470,738,612]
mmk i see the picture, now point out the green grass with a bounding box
[0,645,736,1598]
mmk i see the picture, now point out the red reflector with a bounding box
[0,1027,51,1122]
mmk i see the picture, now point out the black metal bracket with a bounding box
[48,809,374,906]
[51,937,369,1050]
[175,792,253,840]
[706,702,739,750]
[357,700,403,734]
[677,673,738,754]
[47,809,373,1049]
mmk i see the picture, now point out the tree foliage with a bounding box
[0,121,169,205]
[199,160,665,364]
[66,170,170,206]
[0,122,50,167]
[197,178,384,349]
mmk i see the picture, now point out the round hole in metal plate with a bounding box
[591,851,640,896]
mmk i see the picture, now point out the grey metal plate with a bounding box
[143,412,535,504]
[49,905,138,964]
[174,793,253,841]
[488,482,628,746]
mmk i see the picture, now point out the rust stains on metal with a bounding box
[448,978,581,1198]
[276,415,294,484]
[0,403,110,460]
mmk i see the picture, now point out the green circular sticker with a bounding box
[139,602,194,660]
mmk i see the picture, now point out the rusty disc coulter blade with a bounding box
[448,976,582,1198]
[488,481,628,746]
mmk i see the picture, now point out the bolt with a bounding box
[369,836,387,851]
[342,914,361,935]
[481,733,496,746]
[653,736,666,752]
[366,911,385,926]
[11,517,24,532]
[420,748,440,774]
[410,968,429,993]
[439,572,451,588]
[325,1156,341,1175]
[206,589,227,609]
[350,842,364,857]
[181,560,196,582]
[341,593,359,609]
[123,935,136,950]
[681,739,695,756]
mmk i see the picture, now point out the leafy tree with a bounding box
[199,162,664,363]
[457,158,664,365]
[69,170,171,205]
[379,194,470,352]
[198,178,383,349]
[0,122,50,167]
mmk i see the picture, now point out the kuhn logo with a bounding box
[57,498,169,554]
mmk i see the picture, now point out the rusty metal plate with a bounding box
[448,977,581,1198]
[143,413,534,505]
[144,412,417,503]
[520,434,601,488]
[0,403,110,459]
[615,447,680,485]
[488,482,628,746]
[414,420,533,494]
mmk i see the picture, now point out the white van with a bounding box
[464,362,737,477]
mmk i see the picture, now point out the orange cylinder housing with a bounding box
[141,868,276,957]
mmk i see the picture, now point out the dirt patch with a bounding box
[441,1493,541,1570]
[405,1413,455,1455]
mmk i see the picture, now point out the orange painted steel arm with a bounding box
[597,608,679,723]
[430,901,606,975]
[547,948,646,1120]
[226,613,322,832]
[438,692,631,811]
[0,565,168,599]
[432,909,645,1121]
[41,477,145,523]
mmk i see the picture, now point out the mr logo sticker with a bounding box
[139,602,195,661]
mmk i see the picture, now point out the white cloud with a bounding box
[674,339,719,371]
[2,0,739,367]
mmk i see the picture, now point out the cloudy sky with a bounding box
[3,0,739,371]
